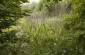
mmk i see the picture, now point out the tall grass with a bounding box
[17,17,63,55]
[16,1,72,55]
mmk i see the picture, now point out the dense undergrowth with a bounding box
[0,0,85,55]
[21,0,85,55]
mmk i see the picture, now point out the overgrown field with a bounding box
[0,0,85,55]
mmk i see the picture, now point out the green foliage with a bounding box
[36,0,62,11]
[34,0,71,17]
[19,18,60,55]
[0,0,29,55]
[62,0,85,55]
[0,0,29,30]
[24,0,85,55]
[1,0,85,55]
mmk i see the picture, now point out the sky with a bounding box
[29,0,40,3]
[22,0,40,5]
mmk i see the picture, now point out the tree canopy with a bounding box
[0,0,29,55]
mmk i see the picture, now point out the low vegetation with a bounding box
[0,0,85,55]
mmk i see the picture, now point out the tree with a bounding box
[62,0,85,55]
[36,0,62,11]
[0,0,29,55]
